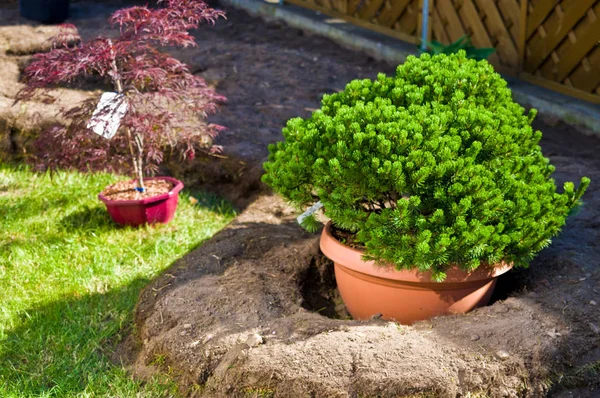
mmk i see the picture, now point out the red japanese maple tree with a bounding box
[18,0,226,190]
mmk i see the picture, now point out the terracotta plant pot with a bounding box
[98,177,184,226]
[320,223,512,324]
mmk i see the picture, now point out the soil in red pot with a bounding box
[100,179,174,201]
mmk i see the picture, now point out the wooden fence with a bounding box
[284,0,600,104]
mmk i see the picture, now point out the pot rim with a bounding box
[320,222,512,284]
[98,176,184,206]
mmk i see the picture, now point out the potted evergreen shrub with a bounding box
[263,52,590,324]
[17,0,226,226]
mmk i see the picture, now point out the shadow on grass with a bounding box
[58,205,114,230]
[0,277,171,396]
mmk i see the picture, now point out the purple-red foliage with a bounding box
[19,0,226,179]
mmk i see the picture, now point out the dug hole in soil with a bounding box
[0,0,598,396]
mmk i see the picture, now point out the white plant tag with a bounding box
[297,201,323,225]
[87,92,128,140]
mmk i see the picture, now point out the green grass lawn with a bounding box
[0,165,235,397]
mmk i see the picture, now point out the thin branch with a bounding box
[125,127,140,181]
[108,39,123,93]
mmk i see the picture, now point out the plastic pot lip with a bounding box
[320,221,512,284]
[98,176,184,206]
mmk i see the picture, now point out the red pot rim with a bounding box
[320,222,512,284]
[98,176,184,206]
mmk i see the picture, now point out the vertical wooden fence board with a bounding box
[378,0,412,28]
[473,0,520,67]
[357,0,386,20]
[566,47,600,94]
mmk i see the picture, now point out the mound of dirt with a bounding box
[0,12,95,163]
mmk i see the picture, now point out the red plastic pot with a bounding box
[320,223,512,324]
[98,177,184,226]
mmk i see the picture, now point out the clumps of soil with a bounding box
[0,25,73,55]
[101,179,173,201]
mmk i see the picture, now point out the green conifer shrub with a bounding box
[262,52,589,281]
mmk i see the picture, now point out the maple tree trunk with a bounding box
[125,127,145,191]
[133,132,145,190]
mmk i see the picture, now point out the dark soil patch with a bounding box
[100,179,173,201]
[163,3,396,207]
[300,254,350,320]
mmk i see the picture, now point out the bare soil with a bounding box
[100,179,173,201]
[1,1,599,396]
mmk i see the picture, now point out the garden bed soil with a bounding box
[1,0,599,396]
[101,179,173,201]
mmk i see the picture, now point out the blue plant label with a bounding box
[297,201,323,225]
[87,92,129,140]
